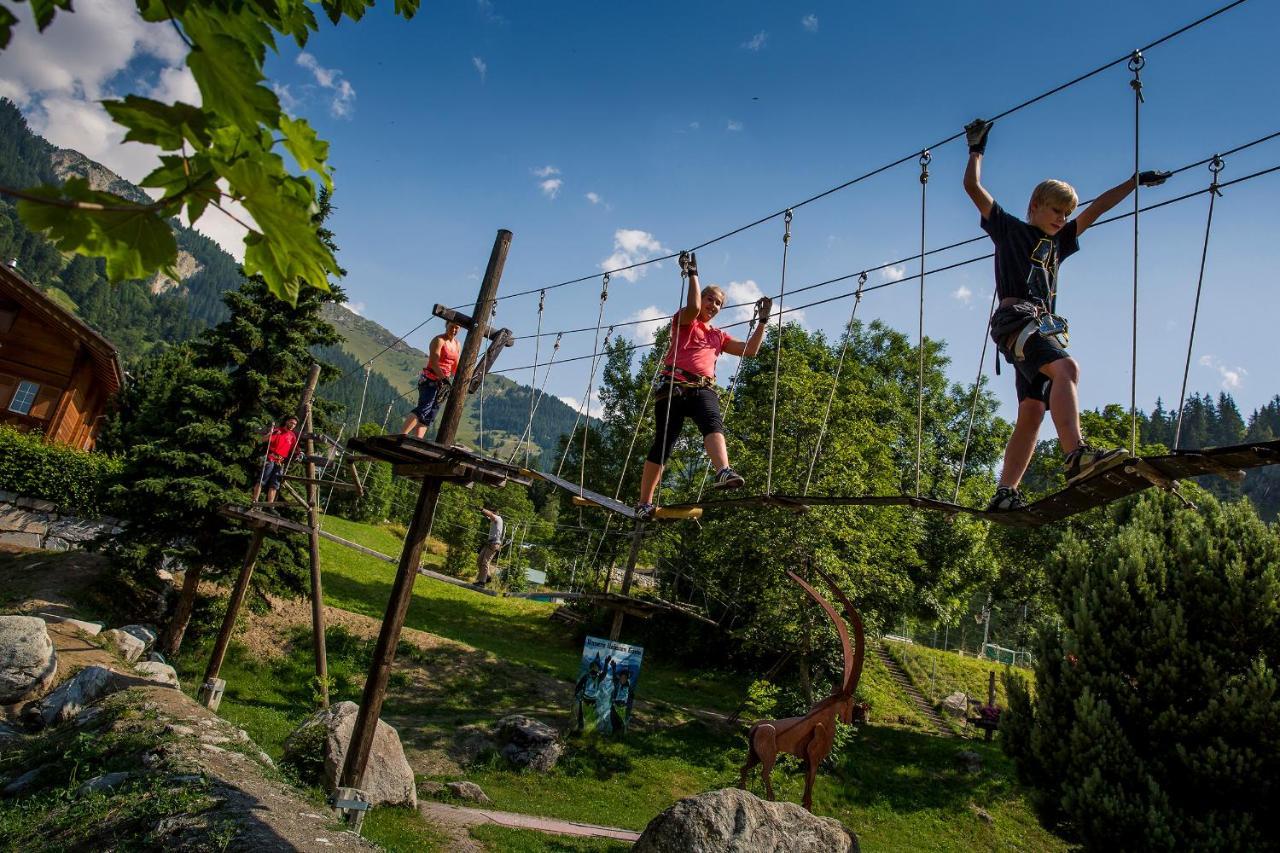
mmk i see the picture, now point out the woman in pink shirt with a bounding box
[636,252,770,518]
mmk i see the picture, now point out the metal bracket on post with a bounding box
[197,677,225,712]
[432,304,512,341]
[330,787,370,833]
[467,327,515,393]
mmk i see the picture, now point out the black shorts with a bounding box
[1008,334,1067,408]
[646,385,724,465]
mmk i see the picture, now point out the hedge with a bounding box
[0,426,122,517]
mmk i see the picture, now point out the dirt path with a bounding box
[420,802,641,843]
[875,644,953,736]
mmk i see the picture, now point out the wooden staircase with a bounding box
[875,643,952,737]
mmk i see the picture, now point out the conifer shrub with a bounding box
[1002,491,1280,850]
[0,425,121,516]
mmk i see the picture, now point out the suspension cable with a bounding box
[915,151,931,497]
[804,272,866,496]
[695,304,762,503]
[953,286,999,502]
[556,275,609,483]
[1174,155,1224,449]
[765,210,794,495]
[1128,50,1145,456]
[507,332,562,465]
[525,290,545,468]
[655,259,693,509]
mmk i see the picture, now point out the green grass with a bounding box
[884,639,1030,708]
[362,806,452,851]
[860,646,928,729]
[469,825,631,851]
[317,515,744,714]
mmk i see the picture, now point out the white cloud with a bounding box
[539,178,562,199]
[726,119,743,132]
[585,192,602,204]
[801,14,819,32]
[559,392,603,420]
[600,229,668,283]
[722,279,804,326]
[472,56,487,83]
[880,264,907,282]
[953,285,973,304]
[741,31,768,51]
[476,0,506,24]
[624,305,669,345]
[1198,355,1247,390]
[272,82,300,114]
[347,301,366,316]
[146,65,200,105]
[532,165,560,178]
[296,52,356,118]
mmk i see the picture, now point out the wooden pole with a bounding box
[608,520,646,641]
[301,362,330,707]
[339,229,511,793]
[200,528,266,699]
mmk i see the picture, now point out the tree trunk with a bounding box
[798,652,813,707]
[162,564,203,657]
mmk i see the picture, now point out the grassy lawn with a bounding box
[317,515,745,714]
[883,639,1032,708]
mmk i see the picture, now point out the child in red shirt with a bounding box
[252,415,299,504]
[635,252,770,519]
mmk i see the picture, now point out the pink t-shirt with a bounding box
[663,315,732,379]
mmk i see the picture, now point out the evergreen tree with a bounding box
[1002,490,1280,851]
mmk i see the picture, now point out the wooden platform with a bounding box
[219,504,314,537]
[664,439,1280,529]
[348,435,533,487]
[535,470,702,520]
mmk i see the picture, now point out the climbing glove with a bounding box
[679,251,699,277]
[1137,169,1171,187]
[964,118,993,155]
[756,296,773,323]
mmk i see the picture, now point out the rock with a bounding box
[102,629,146,663]
[257,751,274,767]
[119,625,158,653]
[147,652,167,664]
[76,771,131,797]
[417,780,446,798]
[0,615,58,704]
[955,749,983,775]
[133,661,180,688]
[0,532,43,548]
[15,496,56,513]
[282,700,416,808]
[37,613,103,637]
[446,781,491,804]
[1,767,43,796]
[941,692,970,718]
[156,569,174,583]
[165,723,195,737]
[25,665,114,728]
[970,803,994,823]
[634,788,859,853]
[493,714,562,772]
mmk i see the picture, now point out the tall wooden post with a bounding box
[608,520,646,641]
[339,230,512,792]
[200,364,322,710]
[301,362,330,707]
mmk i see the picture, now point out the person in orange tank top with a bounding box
[401,319,462,439]
[635,252,770,519]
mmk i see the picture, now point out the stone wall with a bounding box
[0,491,121,551]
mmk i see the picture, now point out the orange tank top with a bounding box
[424,337,460,380]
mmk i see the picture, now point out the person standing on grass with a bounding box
[476,505,504,586]
[400,318,461,439]
[251,415,299,505]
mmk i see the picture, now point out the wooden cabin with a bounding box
[0,263,123,450]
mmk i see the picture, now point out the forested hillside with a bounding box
[0,98,581,465]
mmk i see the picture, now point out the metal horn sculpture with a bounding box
[738,567,865,811]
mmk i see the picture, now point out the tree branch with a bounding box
[0,184,164,213]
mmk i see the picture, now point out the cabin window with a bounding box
[8,380,38,415]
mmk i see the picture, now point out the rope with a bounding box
[803,272,866,496]
[915,151,931,497]
[1174,155,1224,449]
[765,210,794,495]
[526,290,545,468]
[655,261,692,509]
[953,286,998,502]
[507,332,562,465]
[556,275,609,483]
[1128,50,1144,456]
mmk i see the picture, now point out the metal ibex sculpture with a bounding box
[738,567,865,811]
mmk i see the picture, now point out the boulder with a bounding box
[1,766,44,796]
[37,613,103,637]
[283,701,416,808]
[634,788,859,853]
[0,616,58,704]
[119,625,158,654]
[446,780,491,804]
[134,661,180,688]
[941,692,970,718]
[102,629,146,663]
[76,771,131,797]
[955,749,983,775]
[25,665,114,728]
[493,714,562,772]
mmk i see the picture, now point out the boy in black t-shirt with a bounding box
[962,118,1169,511]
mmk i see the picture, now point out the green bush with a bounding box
[1002,491,1280,850]
[0,426,121,517]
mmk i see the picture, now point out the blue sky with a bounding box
[2,0,1278,428]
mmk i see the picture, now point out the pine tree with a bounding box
[1002,490,1280,850]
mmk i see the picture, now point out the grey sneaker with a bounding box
[987,486,1028,512]
[1064,445,1128,484]
[634,502,656,521]
[713,467,745,490]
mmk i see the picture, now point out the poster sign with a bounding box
[572,635,643,735]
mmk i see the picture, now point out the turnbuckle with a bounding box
[1209,154,1224,196]
[600,273,610,301]
[1129,50,1145,103]
[783,209,794,245]
[919,150,931,184]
